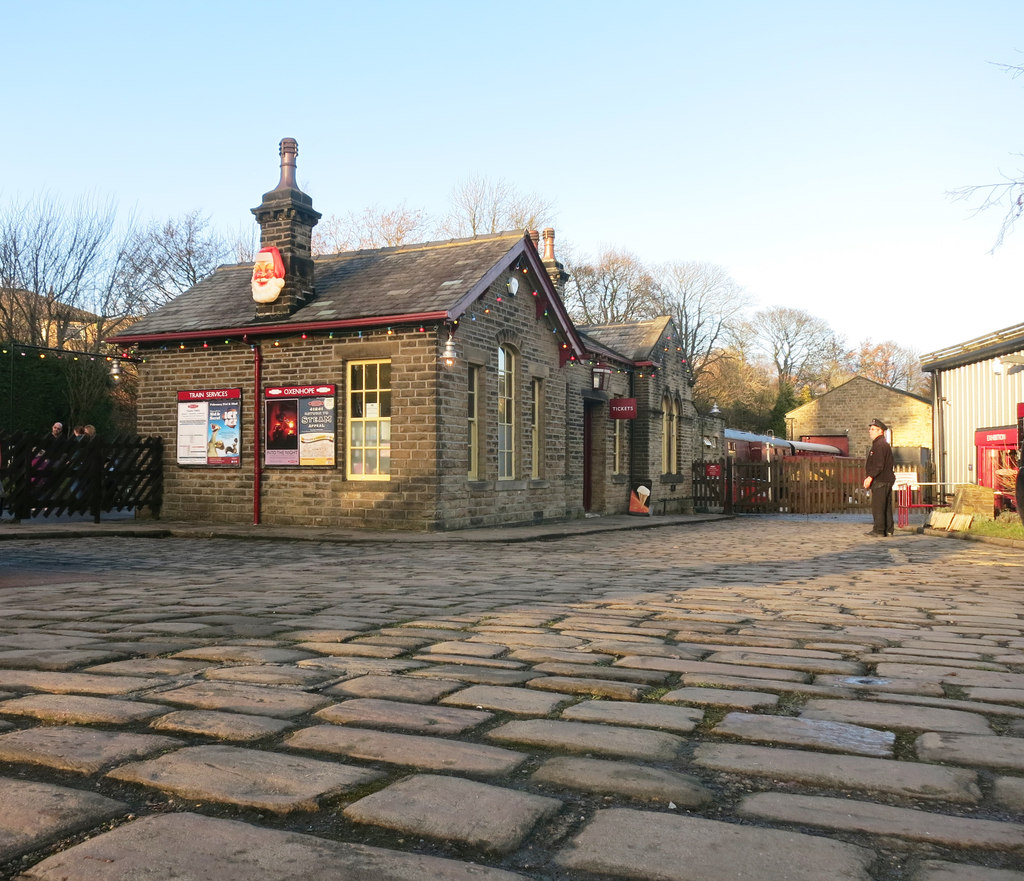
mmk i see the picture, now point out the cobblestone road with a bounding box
[1,516,1023,880]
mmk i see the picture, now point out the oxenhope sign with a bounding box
[610,398,637,419]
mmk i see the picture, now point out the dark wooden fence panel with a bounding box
[694,456,870,515]
[0,431,163,522]
[692,459,725,511]
[729,459,783,514]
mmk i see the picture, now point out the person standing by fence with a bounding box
[863,418,895,536]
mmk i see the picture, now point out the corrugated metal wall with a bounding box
[935,353,1024,486]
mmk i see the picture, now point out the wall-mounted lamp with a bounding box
[592,364,612,390]
[441,335,457,369]
[994,358,1003,375]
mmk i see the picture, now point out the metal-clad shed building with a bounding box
[921,322,1024,491]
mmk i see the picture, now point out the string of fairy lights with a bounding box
[1,342,137,370]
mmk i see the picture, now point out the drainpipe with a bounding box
[252,341,263,525]
[933,371,944,499]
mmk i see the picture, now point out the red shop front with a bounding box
[975,420,1020,513]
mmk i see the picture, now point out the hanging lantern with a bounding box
[441,335,458,368]
[592,363,613,390]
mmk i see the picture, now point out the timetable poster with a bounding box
[176,389,242,466]
[264,384,336,466]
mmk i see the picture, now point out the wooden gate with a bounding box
[781,456,869,514]
[0,431,163,522]
[693,456,869,515]
[692,459,725,511]
[730,459,784,513]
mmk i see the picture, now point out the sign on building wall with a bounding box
[610,398,637,419]
[177,389,242,466]
[264,385,336,466]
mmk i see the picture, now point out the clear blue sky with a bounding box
[5,0,1023,355]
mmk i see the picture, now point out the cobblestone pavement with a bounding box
[1,515,1023,881]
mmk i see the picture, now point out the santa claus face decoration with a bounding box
[251,247,285,303]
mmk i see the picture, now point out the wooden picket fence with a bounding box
[693,456,870,514]
[0,431,163,522]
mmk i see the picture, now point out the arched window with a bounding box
[497,345,515,479]
[662,394,679,475]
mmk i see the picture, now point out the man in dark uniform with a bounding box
[863,418,895,536]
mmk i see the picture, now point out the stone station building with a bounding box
[112,139,698,530]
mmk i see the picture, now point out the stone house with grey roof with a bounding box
[111,139,698,530]
[785,375,932,467]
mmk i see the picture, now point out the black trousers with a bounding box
[871,481,894,534]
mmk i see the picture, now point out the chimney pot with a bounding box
[542,228,556,262]
[275,137,299,191]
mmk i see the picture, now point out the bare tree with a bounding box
[0,195,119,349]
[230,223,260,264]
[652,261,749,384]
[948,62,1024,250]
[752,306,839,392]
[562,249,661,326]
[853,339,928,393]
[813,335,856,394]
[312,204,431,255]
[437,176,554,238]
[311,214,353,256]
[125,211,229,312]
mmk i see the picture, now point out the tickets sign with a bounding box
[610,398,637,419]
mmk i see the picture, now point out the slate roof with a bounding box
[785,375,931,418]
[112,232,551,343]
[577,317,672,363]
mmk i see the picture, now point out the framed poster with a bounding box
[264,384,336,466]
[176,389,242,466]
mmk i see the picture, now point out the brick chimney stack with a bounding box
[541,228,569,294]
[251,138,322,318]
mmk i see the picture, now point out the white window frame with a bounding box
[531,378,543,479]
[347,359,391,480]
[467,365,480,479]
[497,345,515,480]
[662,395,679,475]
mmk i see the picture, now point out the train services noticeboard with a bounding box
[264,384,336,466]
[177,389,242,466]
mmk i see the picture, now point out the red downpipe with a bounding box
[252,342,263,525]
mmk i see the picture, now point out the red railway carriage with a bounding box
[725,429,842,463]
